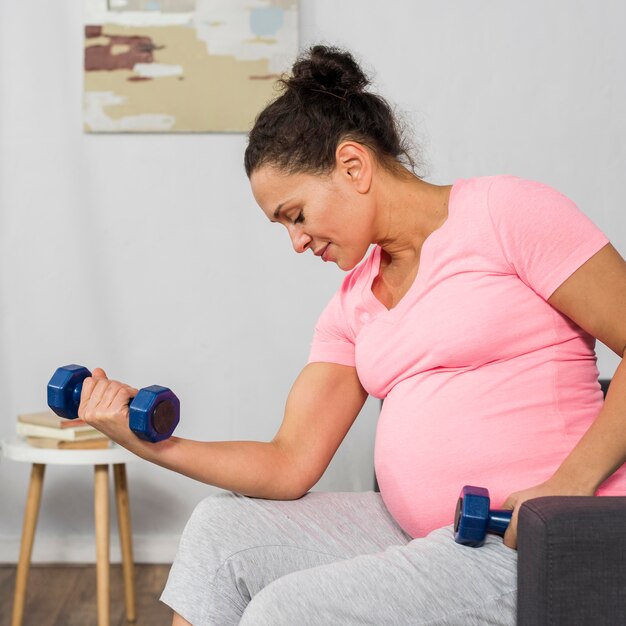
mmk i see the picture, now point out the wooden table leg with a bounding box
[94,464,110,626]
[11,463,46,626]
[114,463,136,622]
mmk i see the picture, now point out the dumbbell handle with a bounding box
[51,376,134,419]
[71,380,84,417]
[485,509,512,536]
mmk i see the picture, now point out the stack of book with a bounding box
[16,411,111,449]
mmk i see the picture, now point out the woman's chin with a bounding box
[335,255,361,272]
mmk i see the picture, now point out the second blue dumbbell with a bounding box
[47,364,180,443]
[453,485,512,547]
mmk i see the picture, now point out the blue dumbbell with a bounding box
[453,485,512,547]
[47,364,180,443]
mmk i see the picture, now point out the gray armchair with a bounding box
[517,493,626,624]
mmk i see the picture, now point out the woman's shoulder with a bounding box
[457,173,564,196]
[453,173,536,195]
[450,175,574,221]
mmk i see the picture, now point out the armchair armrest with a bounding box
[517,496,626,625]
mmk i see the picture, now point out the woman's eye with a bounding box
[293,212,304,224]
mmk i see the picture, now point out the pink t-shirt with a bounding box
[307,174,626,539]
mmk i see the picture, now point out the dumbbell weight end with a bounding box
[47,364,92,420]
[129,385,180,443]
[454,485,512,547]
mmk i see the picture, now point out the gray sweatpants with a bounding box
[160,491,517,625]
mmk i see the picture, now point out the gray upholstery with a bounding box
[517,495,626,625]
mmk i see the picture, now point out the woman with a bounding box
[79,46,626,625]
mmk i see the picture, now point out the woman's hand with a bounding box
[78,367,139,446]
[501,477,596,549]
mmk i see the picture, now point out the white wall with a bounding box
[0,1,624,563]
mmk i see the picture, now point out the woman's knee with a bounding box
[164,493,264,625]
[177,492,273,585]
[181,492,251,549]
[186,491,241,528]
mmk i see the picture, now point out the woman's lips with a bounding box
[313,243,332,262]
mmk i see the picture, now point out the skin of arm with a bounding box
[502,242,626,548]
[78,361,367,501]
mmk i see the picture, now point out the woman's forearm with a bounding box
[75,371,304,500]
[125,436,304,500]
[551,355,626,493]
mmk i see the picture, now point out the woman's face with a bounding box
[250,164,374,271]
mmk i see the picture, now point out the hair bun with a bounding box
[287,45,369,97]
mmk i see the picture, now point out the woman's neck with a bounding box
[372,170,452,269]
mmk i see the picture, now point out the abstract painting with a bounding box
[84,0,299,132]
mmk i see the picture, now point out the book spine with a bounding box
[17,415,87,428]
[16,422,106,441]
[26,437,110,450]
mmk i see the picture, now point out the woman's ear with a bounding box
[335,141,373,194]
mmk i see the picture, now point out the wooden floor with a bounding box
[0,564,173,626]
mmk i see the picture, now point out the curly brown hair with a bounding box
[244,45,419,177]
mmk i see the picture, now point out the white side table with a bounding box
[1,437,138,626]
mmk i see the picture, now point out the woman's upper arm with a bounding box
[547,242,626,358]
[272,361,368,497]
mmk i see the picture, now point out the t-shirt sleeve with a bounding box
[307,288,356,367]
[487,175,610,301]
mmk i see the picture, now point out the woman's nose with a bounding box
[289,227,312,254]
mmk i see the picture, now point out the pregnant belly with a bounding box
[373,371,575,538]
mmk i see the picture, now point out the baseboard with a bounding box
[0,534,180,564]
